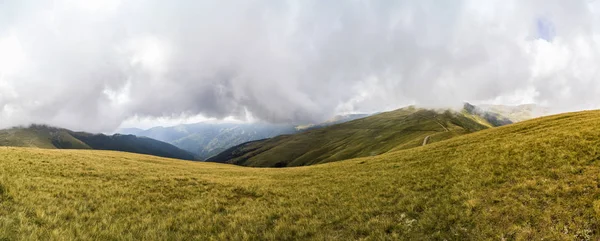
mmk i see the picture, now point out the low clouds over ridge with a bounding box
[1,0,600,132]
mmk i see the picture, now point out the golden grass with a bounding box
[1,110,600,240]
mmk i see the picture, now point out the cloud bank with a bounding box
[1,0,600,132]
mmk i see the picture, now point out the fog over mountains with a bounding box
[118,122,297,160]
[0,103,544,161]
[118,114,371,159]
[2,1,600,132]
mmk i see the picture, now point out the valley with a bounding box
[118,114,370,160]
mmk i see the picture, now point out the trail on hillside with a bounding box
[433,120,449,132]
[415,113,450,132]
[421,115,451,146]
[422,136,430,146]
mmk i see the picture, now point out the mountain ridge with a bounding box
[207,106,491,167]
[118,113,372,160]
[0,124,196,160]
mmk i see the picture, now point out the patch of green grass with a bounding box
[2,110,600,239]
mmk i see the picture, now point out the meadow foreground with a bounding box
[1,110,600,240]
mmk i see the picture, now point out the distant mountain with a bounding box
[207,106,492,167]
[476,103,550,122]
[118,123,298,159]
[463,103,514,127]
[0,125,195,160]
[463,102,550,127]
[118,114,373,160]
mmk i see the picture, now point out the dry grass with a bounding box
[1,110,600,240]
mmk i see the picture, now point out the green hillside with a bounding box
[1,110,600,239]
[0,125,195,160]
[0,125,91,149]
[207,106,490,167]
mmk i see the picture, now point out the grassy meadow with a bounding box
[1,110,600,240]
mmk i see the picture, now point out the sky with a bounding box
[1,0,600,132]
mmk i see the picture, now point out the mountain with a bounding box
[117,114,372,160]
[476,103,550,122]
[207,106,492,167]
[2,110,600,239]
[463,102,514,127]
[119,123,298,159]
[0,125,195,160]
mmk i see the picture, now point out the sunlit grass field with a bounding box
[2,110,600,240]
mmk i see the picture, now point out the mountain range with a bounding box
[0,103,544,163]
[207,105,496,166]
[117,113,371,159]
[207,103,549,167]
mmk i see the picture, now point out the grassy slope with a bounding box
[0,126,195,160]
[3,110,600,239]
[208,107,489,167]
[0,127,91,149]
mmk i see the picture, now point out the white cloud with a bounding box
[103,80,131,106]
[125,36,170,75]
[0,33,26,76]
[62,0,122,14]
[1,0,600,132]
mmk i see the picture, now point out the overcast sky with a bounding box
[1,0,600,132]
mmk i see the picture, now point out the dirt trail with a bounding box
[422,135,431,146]
[433,119,449,132]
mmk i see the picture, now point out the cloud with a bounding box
[1,0,600,132]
